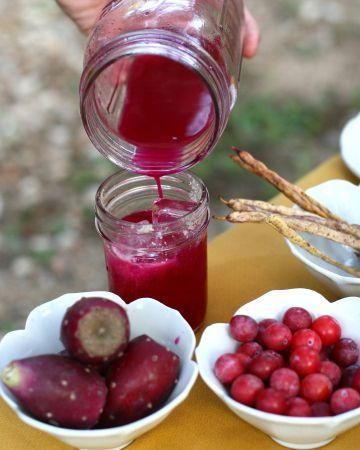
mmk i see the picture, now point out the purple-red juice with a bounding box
[116,54,215,173]
[104,207,207,330]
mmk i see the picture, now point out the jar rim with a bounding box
[95,171,210,241]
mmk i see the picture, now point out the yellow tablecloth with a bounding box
[1,156,358,450]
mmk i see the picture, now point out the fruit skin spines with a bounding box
[1,354,107,429]
[101,335,180,427]
[61,297,130,365]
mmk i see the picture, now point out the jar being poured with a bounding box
[80,0,245,176]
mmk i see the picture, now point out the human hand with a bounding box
[56,0,107,34]
[243,6,260,58]
[56,0,260,58]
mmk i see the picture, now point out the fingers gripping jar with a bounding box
[80,0,245,175]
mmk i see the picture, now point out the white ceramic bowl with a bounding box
[196,288,360,450]
[340,113,360,179]
[286,179,360,296]
[0,291,198,450]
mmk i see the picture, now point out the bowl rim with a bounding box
[340,112,360,179]
[287,239,360,284]
[286,179,360,283]
[0,291,198,437]
[195,288,360,426]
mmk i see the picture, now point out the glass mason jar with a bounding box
[95,171,210,330]
[80,0,245,175]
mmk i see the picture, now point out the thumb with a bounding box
[243,7,260,59]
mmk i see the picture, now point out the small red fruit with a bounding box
[287,397,311,417]
[214,353,246,384]
[237,341,263,359]
[311,315,341,346]
[235,352,252,368]
[255,388,288,415]
[257,319,278,344]
[248,350,284,381]
[291,329,322,353]
[283,307,312,332]
[229,315,258,342]
[269,368,300,398]
[340,364,360,387]
[330,388,360,415]
[301,373,332,403]
[331,338,359,367]
[289,346,321,377]
[261,323,292,351]
[259,318,278,332]
[230,374,264,406]
[319,361,342,387]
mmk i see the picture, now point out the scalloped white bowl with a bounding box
[286,179,360,296]
[341,113,360,179]
[0,291,198,450]
[196,289,360,449]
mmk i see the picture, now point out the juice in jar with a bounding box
[105,209,207,330]
[96,172,209,330]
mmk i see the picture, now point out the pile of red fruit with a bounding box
[1,297,180,429]
[214,307,360,417]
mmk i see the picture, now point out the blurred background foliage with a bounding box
[0,0,359,332]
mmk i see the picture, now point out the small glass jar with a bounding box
[80,0,245,175]
[95,171,210,330]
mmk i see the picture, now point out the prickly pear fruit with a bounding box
[1,355,107,429]
[61,297,130,365]
[58,349,111,376]
[101,335,180,426]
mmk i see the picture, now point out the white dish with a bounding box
[341,113,360,178]
[286,179,360,296]
[196,288,360,449]
[0,291,198,450]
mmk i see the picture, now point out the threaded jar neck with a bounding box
[95,171,210,253]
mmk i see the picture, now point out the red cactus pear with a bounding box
[101,335,180,427]
[61,297,130,365]
[1,355,107,429]
[58,349,110,376]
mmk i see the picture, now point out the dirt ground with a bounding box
[0,0,359,334]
